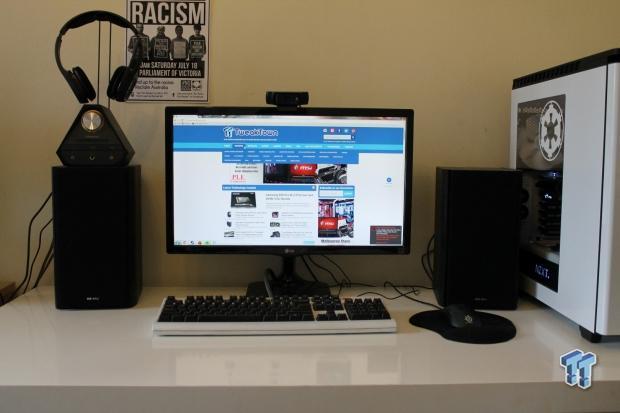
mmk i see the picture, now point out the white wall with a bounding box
[2,0,620,288]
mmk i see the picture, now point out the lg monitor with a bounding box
[166,106,414,296]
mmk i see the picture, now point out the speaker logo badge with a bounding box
[538,100,564,162]
[516,94,565,171]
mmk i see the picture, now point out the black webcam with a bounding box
[266,91,309,107]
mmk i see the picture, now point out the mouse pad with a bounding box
[409,310,517,344]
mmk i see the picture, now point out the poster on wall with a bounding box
[125,0,209,101]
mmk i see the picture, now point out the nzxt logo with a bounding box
[223,126,235,138]
[538,100,564,161]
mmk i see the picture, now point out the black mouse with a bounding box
[443,304,482,328]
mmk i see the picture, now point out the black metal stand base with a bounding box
[579,326,602,343]
[245,256,331,297]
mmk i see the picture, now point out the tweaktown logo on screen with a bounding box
[222,126,278,138]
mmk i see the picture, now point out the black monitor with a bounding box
[165,106,414,296]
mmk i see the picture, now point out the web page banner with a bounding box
[173,125,403,164]
[171,114,408,247]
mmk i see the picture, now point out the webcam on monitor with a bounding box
[266,91,309,107]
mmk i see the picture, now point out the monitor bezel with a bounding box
[165,106,414,256]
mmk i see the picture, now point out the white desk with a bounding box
[1,286,619,413]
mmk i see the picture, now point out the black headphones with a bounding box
[55,10,144,103]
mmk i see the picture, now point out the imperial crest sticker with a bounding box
[517,95,566,170]
[538,100,564,161]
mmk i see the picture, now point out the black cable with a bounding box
[300,256,319,282]
[355,280,420,300]
[33,244,54,289]
[263,269,274,298]
[39,240,54,275]
[426,234,435,274]
[421,234,435,282]
[38,241,54,280]
[356,289,418,301]
[386,281,442,310]
[267,266,282,282]
[9,192,52,300]
[396,284,433,290]
[24,217,53,293]
[32,254,54,290]
[307,255,340,286]
[344,282,377,288]
[328,281,377,290]
[335,281,344,297]
[421,253,433,281]
[384,281,419,295]
[328,279,381,297]
[399,293,442,310]
[43,253,54,280]
[321,255,352,284]
[357,291,410,300]
[335,277,438,308]
[345,281,430,290]
[382,281,433,290]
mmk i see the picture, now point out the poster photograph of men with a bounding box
[126,0,209,101]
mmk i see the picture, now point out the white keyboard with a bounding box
[153,295,397,336]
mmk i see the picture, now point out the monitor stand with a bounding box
[246,256,331,297]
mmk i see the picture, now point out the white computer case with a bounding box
[510,49,620,341]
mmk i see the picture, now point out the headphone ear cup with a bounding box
[107,66,126,101]
[71,67,96,102]
[118,65,139,102]
[65,71,88,103]
[108,65,139,102]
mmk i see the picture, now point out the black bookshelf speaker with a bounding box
[433,167,522,310]
[52,166,142,309]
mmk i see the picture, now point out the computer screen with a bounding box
[166,107,413,256]
[166,107,413,255]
